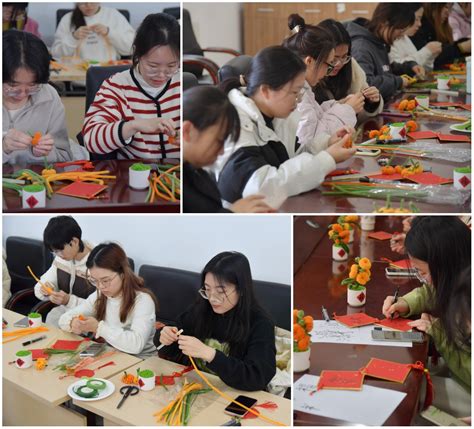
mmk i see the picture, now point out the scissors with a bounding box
[116,385,139,409]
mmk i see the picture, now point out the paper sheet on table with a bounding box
[310,320,413,347]
[294,374,406,426]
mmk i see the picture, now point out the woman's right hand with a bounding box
[3,129,32,154]
[124,118,176,139]
[426,41,442,55]
[73,26,92,40]
[160,326,180,346]
[343,93,365,113]
[390,233,406,254]
[70,317,85,335]
[326,135,357,163]
[382,296,409,319]
[230,195,275,213]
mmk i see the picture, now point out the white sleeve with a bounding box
[95,293,156,355]
[34,264,58,301]
[65,295,86,309]
[51,14,79,59]
[58,292,97,332]
[106,12,135,56]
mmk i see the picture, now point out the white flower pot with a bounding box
[332,244,348,261]
[437,76,450,90]
[347,287,367,307]
[15,350,32,369]
[453,168,471,190]
[360,216,376,231]
[22,184,46,209]
[415,95,429,109]
[138,370,155,391]
[129,165,151,190]
[28,313,42,328]
[293,349,311,372]
[389,122,406,140]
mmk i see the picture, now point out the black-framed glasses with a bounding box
[86,272,119,288]
[198,287,236,304]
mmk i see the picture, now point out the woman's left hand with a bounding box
[178,335,216,362]
[32,134,54,157]
[408,313,436,332]
[90,24,109,36]
[361,86,380,103]
[328,126,354,146]
[78,316,99,334]
[412,65,425,79]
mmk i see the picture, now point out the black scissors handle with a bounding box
[117,386,139,409]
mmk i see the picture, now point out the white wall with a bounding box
[3,215,291,285]
[28,2,179,47]
[184,3,241,67]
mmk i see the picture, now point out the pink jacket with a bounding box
[449,3,471,41]
[24,17,41,39]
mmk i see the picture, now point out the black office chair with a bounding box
[218,55,253,83]
[183,8,240,84]
[56,8,130,28]
[163,7,180,20]
[183,72,199,91]
[5,237,53,315]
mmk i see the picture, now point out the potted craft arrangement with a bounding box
[138,369,156,391]
[293,309,313,372]
[15,350,33,369]
[129,163,152,190]
[342,257,372,307]
[328,223,350,261]
[453,166,471,190]
[22,184,46,209]
[336,215,359,243]
[27,312,42,327]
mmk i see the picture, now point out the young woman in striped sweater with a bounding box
[83,13,180,159]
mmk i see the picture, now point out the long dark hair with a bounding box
[183,86,240,143]
[3,2,29,30]
[282,14,335,72]
[3,30,50,84]
[188,251,268,357]
[132,13,180,67]
[405,217,471,347]
[86,243,157,323]
[313,19,352,102]
[423,3,454,44]
[368,3,421,44]
[70,5,88,31]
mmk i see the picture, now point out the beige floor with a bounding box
[61,96,86,144]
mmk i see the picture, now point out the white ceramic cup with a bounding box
[388,122,407,140]
[347,287,367,307]
[360,216,376,231]
[22,185,46,209]
[437,76,450,90]
[138,370,155,391]
[332,244,348,261]
[15,350,33,369]
[28,313,42,328]
[129,165,151,190]
[453,168,471,190]
[293,349,311,372]
[415,95,429,109]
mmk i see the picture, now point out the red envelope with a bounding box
[362,358,411,383]
[333,312,379,328]
[368,231,393,240]
[56,182,108,200]
[407,131,438,140]
[375,318,413,332]
[389,259,411,270]
[437,133,471,143]
[405,172,453,185]
[30,349,49,360]
[368,173,404,181]
[51,339,84,351]
[317,370,365,391]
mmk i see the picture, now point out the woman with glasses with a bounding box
[160,251,276,391]
[314,19,383,122]
[382,217,471,419]
[410,3,470,70]
[59,243,157,358]
[34,216,94,326]
[208,45,355,207]
[83,13,179,159]
[3,30,73,164]
[52,3,135,63]
[283,14,361,138]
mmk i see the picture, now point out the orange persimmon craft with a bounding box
[31,131,42,146]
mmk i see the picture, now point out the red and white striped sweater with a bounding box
[83,68,180,159]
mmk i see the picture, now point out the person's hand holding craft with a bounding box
[160,326,181,345]
[32,133,54,157]
[412,65,425,79]
[49,289,70,306]
[390,233,406,254]
[178,335,216,362]
[73,26,92,40]
[3,128,32,154]
[343,93,365,113]
[328,125,355,146]
[326,135,357,163]
[361,86,380,103]
[408,313,436,332]
[70,315,98,335]
[90,24,108,36]
[123,118,175,140]
[40,281,55,295]
[382,295,409,319]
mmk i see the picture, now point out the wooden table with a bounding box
[281,90,471,213]
[50,66,87,83]
[2,309,141,426]
[75,356,291,426]
[3,160,180,213]
[293,216,429,426]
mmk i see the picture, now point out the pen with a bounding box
[322,306,330,322]
[156,328,183,351]
[391,287,400,320]
[22,335,46,346]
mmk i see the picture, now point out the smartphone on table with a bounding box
[224,395,258,418]
[79,342,105,357]
[385,267,416,277]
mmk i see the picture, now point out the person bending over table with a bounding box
[3,30,73,164]
[159,251,276,392]
[383,216,471,420]
[83,13,179,159]
[59,242,157,358]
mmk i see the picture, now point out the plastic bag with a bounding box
[395,141,471,163]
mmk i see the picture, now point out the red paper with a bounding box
[333,312,379,328]
[405,172,453,185]
[317,370,365,391]
[51,339,83,351]
[369,173,404,181]
[155,375,176,386]
[362,358,411,383]
[56,181,108,200]
[437,133,471,143]
[368,231,393,240]
[389,259,411,270]
[75,369,95,378]
[430,102,461,108]
[326,169,360,178]
[375,318,413,332]
[30,349,48,360]
[407,131,437,140]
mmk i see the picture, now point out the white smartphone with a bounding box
[224,395,258,418]
[385,267,416,277]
